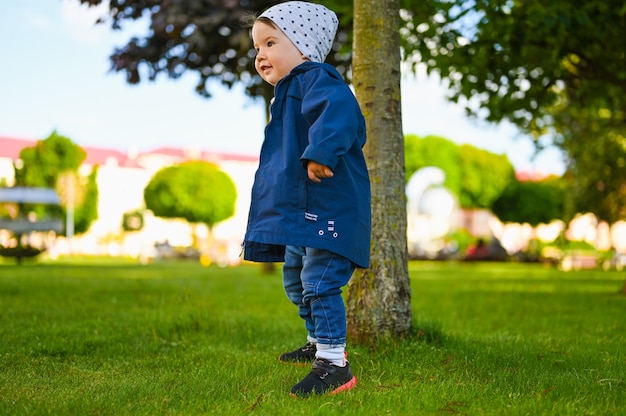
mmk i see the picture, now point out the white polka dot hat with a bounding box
[259,1,339,63]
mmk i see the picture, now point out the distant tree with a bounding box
[457,144,514,209]
[17,131,98,235]
[17,131,86,188]
[404,135,514,209]
[73,168,99,235]
[404,134,462,193]
[143,161,237,243]
[555,106,626,223]
[492,177,567,225]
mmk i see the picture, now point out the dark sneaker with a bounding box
[278,342,317,363]
[290,358,357,397]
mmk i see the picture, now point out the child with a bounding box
[243,1,371,397]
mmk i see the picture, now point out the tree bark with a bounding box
[347,0,412,345]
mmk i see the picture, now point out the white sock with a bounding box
[316,345,346,367]
[307,335,317,345]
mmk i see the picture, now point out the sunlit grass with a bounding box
[0,260,624,415]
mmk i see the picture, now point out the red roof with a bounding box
[148,146,259,163]
[0,137,37,159]
[515,170,554,182]
[81,145,140,168]
[0,136,258,167]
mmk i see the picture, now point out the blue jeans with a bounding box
[283,246,355,347]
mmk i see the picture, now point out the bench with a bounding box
[0,187,63,264]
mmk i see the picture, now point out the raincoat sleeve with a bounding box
[298,69,364,170]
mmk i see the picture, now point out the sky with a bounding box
[0,1,566,175]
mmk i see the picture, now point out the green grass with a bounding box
[0,260,625,415]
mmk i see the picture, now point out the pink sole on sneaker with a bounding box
[289,376,358,397]
[330,376,357,395]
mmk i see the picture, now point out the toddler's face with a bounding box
[252,20,307,86]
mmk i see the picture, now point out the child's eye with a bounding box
[267,41,274,47]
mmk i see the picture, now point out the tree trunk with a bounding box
[347,0,412,345]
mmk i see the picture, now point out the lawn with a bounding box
[0,259,624,415]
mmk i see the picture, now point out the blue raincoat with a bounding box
[243,62,371,268]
